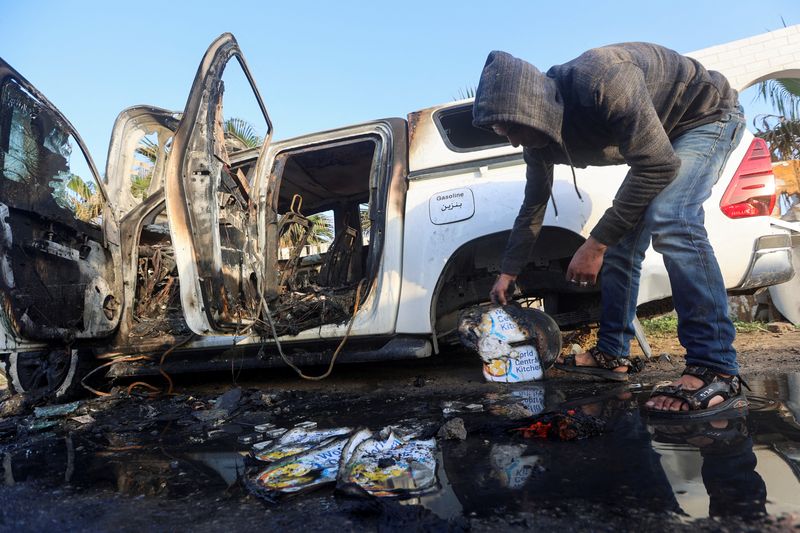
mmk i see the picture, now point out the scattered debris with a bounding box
[513,410,606,441]
[440,400,486,416]
[767,322,795,334]
[24,419,59,432]
[70,415,95,425]
[442,401,466,417]
[437,417,467,441]
[0,394,27,417]
[489,404,534,420]
[214,388,242,414]
[263,428,288,439]
[238,434,258,444]
[34,401,81,418]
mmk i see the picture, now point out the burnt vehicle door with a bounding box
[103,106,189,346]
[165,33,272,335]
[167,33,408,343]
[0,59,122,345]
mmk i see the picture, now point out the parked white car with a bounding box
[0,33,796,398]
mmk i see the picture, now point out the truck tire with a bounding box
[3,348,91,401]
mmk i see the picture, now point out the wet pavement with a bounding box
[1,357,799,531]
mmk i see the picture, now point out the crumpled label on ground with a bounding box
[255,437,350,494]
[250,425,438,499]
[254,426,352,462]
[338,429,438,498]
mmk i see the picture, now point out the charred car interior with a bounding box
[0,76,120,343]
[263,136,379,336]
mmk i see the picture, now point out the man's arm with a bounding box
[589,62,682,247]
[491,155,553,304]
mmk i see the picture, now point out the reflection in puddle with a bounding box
[1,373,799,525]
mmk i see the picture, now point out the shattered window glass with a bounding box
[0,79,104,228]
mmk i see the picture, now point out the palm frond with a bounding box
[66,174,95,201]
[756,79,800,120]
[130,174,153,200]
[135,137,160,163]
[224,117,263,150]
[279,212,333,249]
[455,86,476,101]
[753,114,800,161]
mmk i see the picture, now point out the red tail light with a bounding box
[719,138,776,218]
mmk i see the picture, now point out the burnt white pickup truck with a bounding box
[0,33,796,398]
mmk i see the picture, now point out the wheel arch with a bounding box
[428,226,587,343]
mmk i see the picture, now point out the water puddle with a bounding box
[2,373,799,525]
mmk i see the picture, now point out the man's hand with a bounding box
[490,273,517,305]
[565,237,608,286]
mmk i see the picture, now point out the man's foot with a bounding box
[644,366,748,417]
[555,350,628,374]
[553,347,642,382]
[645,373,727,412]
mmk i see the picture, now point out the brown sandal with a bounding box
[554,347,644,382]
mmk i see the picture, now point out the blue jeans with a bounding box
[596,109,746,375]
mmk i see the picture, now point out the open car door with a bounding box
[165,33,272,335]
[0,59,122,346]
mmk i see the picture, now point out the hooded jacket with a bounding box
[473,43,738,275]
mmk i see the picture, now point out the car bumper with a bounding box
[733,233,797,290]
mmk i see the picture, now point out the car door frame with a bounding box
[255,119,408,341]
[164,33,272,335]
[0,59,122,350]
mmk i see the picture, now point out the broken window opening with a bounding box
[435,104,508,152]
[260,136,380,337]
[130,132,172,202]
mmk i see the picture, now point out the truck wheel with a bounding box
[3,349,90,400]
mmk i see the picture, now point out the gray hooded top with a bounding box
[473,43,738,275]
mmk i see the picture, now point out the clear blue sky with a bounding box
[1,1,796,171]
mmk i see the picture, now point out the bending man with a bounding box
[473,43,747,415]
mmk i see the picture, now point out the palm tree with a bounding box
[279,213,333,250]
[754,78,800,161]
[224,117,263,152]
[65,175,103,222]
[757,78,800,121]
[132,136,159,199]
[753,114,800,161]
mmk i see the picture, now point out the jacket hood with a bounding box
[472,50,564,146]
